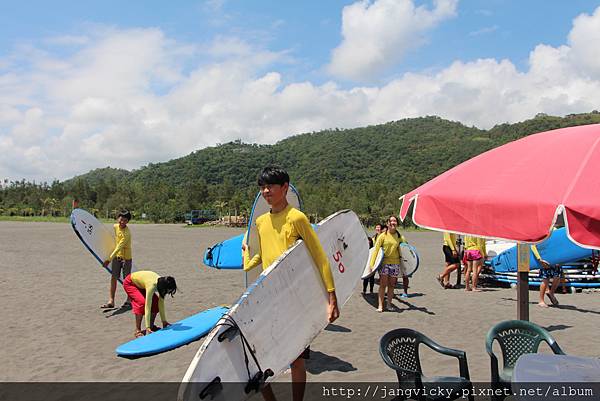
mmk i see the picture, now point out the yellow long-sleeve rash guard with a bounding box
[370,231,406,267]
[243,204,335,292]
[443,232,457,251]
[465,236,486,258]
[109,224,132,260]
[131,271,166,329]
[531,245,542,261]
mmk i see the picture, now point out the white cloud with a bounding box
[568,6,600,78]
[3,6,600,182]
[327,0,458,81]
[469,25,498,36]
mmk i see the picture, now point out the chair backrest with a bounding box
[380,328,424,379]
[486,320,562,370]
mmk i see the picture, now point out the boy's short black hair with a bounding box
[157,276,177,298]
[257,166,289,186]
[118,210,132,221]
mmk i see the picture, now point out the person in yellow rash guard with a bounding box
[531,244,561,307]
[464,236,486,292]
[243,207,335,291]
[369,215,408,312]
[362,223,384,294]
[122,270,177,338]
[436,232,460,289]
[241,166,338,401]
[101,210,133,309]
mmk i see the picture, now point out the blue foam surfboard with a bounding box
[203,233,244,269]
[116,306,228,358]
[487,227,592,273]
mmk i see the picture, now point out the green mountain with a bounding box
[3,112,600,223]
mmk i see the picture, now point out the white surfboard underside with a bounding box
[361,247,384,279]
[71,208,115,265]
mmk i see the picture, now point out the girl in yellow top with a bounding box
[122,270,177,338]
[369,215,408,311]
[464,236,486,292]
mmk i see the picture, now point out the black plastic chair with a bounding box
[485,320,565,400]
[379,328,473,401]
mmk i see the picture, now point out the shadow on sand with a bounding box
[305,350,357,374]
[544,324,573,332]
[324,324,351,333]
[104,304,131,318]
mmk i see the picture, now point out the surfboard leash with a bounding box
[215,315,273,393]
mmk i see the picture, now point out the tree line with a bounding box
[2,113,599,224]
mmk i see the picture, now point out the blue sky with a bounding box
[2,0,600,181]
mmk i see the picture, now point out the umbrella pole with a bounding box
[517,243,530,321]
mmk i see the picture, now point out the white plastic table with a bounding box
[511,354,600,400]
[512,354,600,383]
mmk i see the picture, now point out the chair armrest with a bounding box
[486,345,500,384]
[423,338,463,358]
[422,341,470,380]
[550,342,566,355]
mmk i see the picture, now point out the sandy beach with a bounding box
[2,220,599,386]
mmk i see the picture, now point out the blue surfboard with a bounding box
[203,234,244,269]
[487,227,593,273]
[116,306,228,358]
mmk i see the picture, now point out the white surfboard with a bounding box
[361,247,384,279]
[244,184,302,287]
[485,239,516,258]
[179,210,368,401]
[70,208,128,280]
[400,243,420,277]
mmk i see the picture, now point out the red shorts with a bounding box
[123,274,159,316]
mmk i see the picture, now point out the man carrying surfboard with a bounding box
[101,210,132,309]
[242,166,339,401]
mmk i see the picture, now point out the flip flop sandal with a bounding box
[436,275,445,289]
[134,330,144,338]
[100,303,114,309]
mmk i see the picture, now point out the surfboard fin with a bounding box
[217,325,239,342]
[199,377,222,400]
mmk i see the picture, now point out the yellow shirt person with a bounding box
[243,204,335,292]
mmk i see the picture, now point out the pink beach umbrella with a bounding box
[399,123,600,319]
[399,124,600,250]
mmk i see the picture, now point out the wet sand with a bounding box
[2,221,599,384]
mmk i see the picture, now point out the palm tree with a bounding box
[213,200,227,219]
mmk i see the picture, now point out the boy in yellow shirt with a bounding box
[101,210,132,309]
[243,166,339,401]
